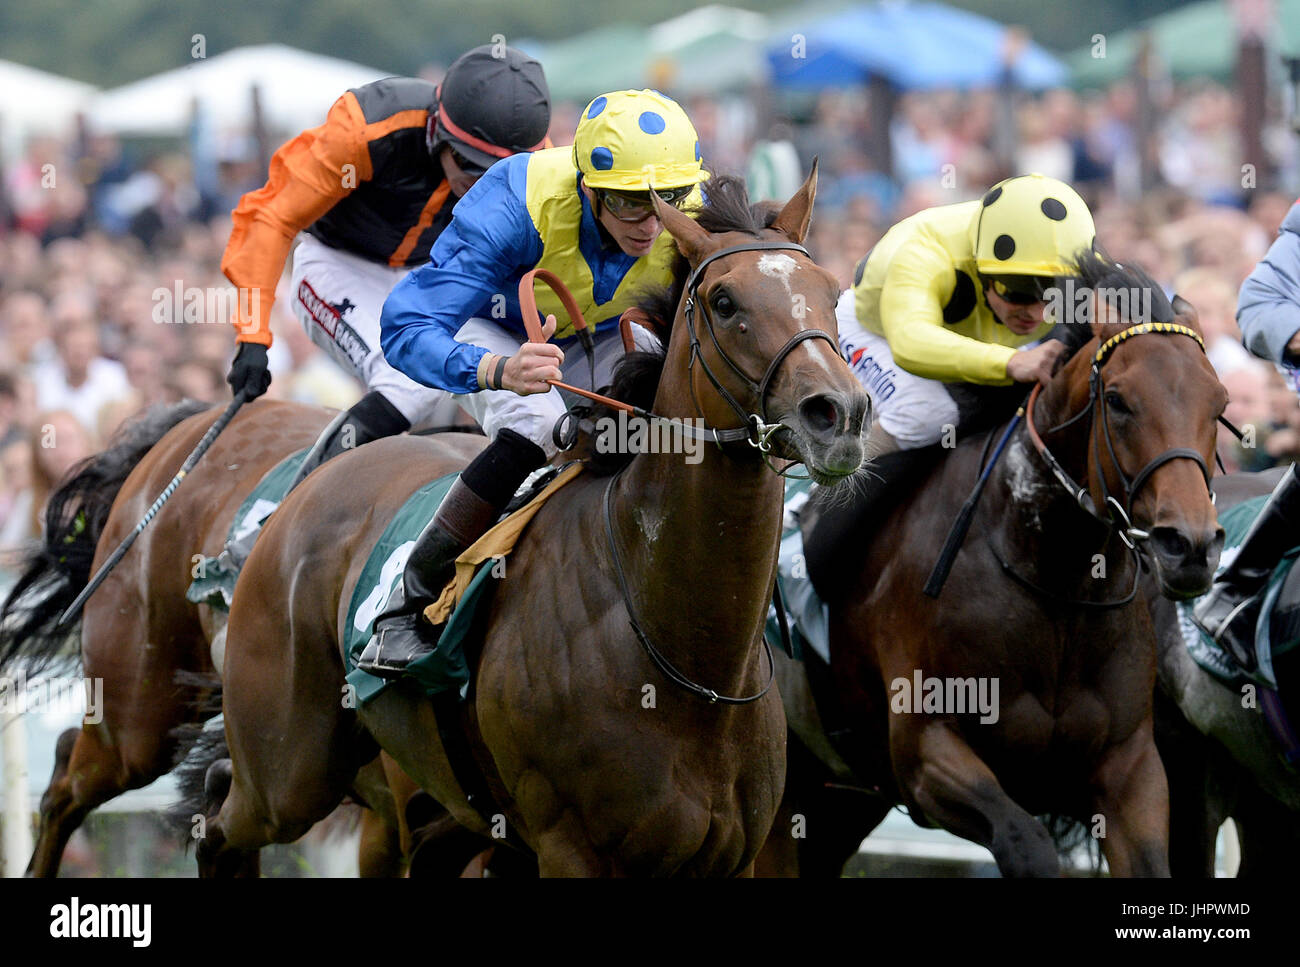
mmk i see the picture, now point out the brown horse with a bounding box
[775,255,1227,876]
[1148,468,1300,877]
[191,169,870,877]
[0,398,437,876]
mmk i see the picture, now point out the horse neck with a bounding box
[609,307,784,692]
[991,360,1134,588]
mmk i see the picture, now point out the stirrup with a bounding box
[356,613,439,678]
[1193,587,1262,673]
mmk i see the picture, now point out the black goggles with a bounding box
[448,146,490,178]
[984,274,1056,305]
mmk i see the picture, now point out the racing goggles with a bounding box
[985,273,1056,305]
[448,146,490,178]
[598,186,694,223]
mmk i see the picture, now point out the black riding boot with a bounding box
[284,391,411,492]
[356,428,547,679]
[219,392,412,571]
[1193,463,1300,672]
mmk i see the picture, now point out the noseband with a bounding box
[1026,322,1213,550]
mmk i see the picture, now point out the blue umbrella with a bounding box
[767,1,1068,90]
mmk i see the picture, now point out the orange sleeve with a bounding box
[220,92,374,345]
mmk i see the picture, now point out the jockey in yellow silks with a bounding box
[835,173,1098,451]
[358,90,707,677]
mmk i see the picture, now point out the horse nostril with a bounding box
[1149,526,1192,563]
[798,394,839,437]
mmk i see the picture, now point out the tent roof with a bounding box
[1066,0,1300,87]
[89,44,393,136]
[0,59,97,141]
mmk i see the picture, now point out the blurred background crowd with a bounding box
[3,0,1300,581]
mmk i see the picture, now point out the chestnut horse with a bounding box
[0,399,453,876]
[193,170,870,877]
[775,255,1227,876]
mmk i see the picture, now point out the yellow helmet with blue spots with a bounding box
[573,90,709,191]
[970,173,1096,277]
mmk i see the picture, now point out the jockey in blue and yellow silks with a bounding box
[358,89,709,677]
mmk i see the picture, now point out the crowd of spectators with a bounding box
[3,74,1299,579]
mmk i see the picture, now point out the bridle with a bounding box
[678,240,842,463]
[1024,322,1215,551]
[519,241,845,474]
[599,238,847,705]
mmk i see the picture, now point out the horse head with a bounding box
[1044,254,1227,599]
[649,164,869,483]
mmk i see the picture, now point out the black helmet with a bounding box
[428,45,551,173]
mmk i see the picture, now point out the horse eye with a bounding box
[1105,391,1131,415]
[712,292,737,318]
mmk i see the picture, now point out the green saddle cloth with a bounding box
[1175,495,1300,688]
[341,473,501,706]
[185,448,311,611]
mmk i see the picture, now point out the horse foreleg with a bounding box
[898,721,1059,877]
[1089,722,1170,877]
[28,724,144,877]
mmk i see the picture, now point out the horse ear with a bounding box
[1088,290,1131,343]
[1171,293,1202,333]
[768,158,818,244]
[651,188,717,264]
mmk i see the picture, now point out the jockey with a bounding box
[221,45,551,493]
[836,173,1097,452]
[1193,198,1300,673]
[356,89,708,677]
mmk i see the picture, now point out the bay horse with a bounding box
[0,398,460,876]
[192,169,871,877]
[1147,467,1300,877]
[774,254,1227,876]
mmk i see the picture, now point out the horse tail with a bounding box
[0,400,211,677]
[167,715,230,844]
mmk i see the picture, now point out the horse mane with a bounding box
[949,249,1172,438]
[581,174,778,475]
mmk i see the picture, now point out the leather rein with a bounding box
[518,241,840,705]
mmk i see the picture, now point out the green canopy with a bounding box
[528,25,651,103]
[527,6,773,103]
[1067,0,1300,88]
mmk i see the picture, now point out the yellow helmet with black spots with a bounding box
[573,90,709,191]
[970,173,1096,277]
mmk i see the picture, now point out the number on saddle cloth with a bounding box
[185,447,314,611]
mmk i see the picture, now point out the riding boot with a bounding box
[356,428,547,679]
[284,391,411,492]
[218,392,412,572]
[1193,463,1300,672]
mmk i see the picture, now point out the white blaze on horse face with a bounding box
[757,253,799,296]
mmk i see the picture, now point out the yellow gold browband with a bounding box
[1094,323,1205,367]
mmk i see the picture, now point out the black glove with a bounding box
[227,343,271,400]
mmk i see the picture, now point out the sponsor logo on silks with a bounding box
[298,280,370,371]
[49,898,151,947]
[843,341,897,403]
